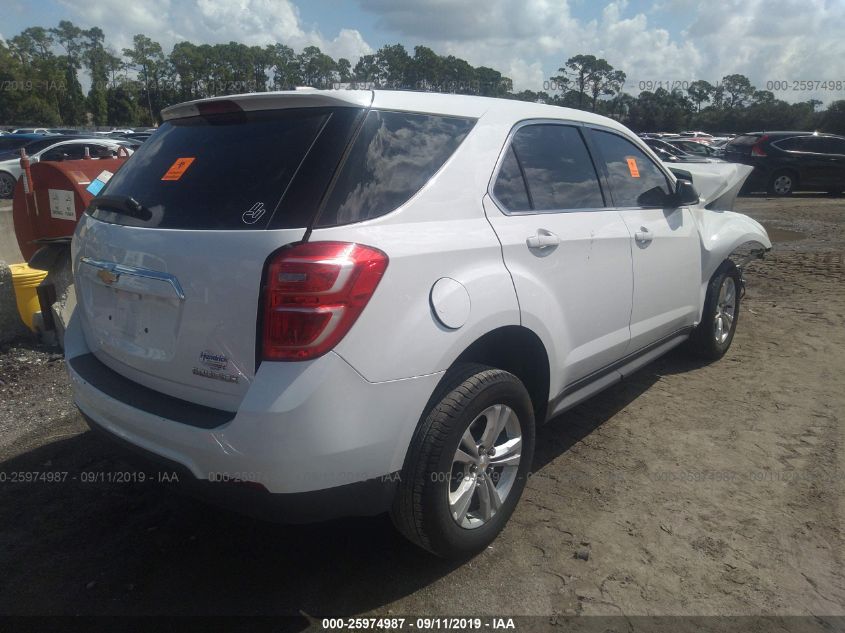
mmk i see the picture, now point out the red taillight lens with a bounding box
[261,241,388,361]
[751,135,769,157]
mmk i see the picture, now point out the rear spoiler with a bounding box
[161,90,374,121]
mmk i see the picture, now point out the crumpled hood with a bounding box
[670,162,754,211]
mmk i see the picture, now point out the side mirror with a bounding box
[673,179,699,206]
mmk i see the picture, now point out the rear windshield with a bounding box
[727,135,761,147]
[315,110,475,226]
[93,108,347,230]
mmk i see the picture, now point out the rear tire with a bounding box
[391,363,535,559]
[768,170,797,196]
[0,172,15,199]
[687,260,741,361]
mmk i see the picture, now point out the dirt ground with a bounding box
[0,195,842,625]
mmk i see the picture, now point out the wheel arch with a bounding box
[448,325,551,423]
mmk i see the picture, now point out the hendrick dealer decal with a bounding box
[192,350,239,383]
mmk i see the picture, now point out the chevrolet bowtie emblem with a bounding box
[97,268,120,285]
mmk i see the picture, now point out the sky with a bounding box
[2,0,844,104]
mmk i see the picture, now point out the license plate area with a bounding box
[79,261,184,362]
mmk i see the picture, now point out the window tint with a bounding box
[316,110,475,226]
[775,137,809,151]
[492,146,531,211]
[509,125,604,210]
[86,144,116,158]
[729,135,763,146]
[42,144,86,161]
[592,130,672,208]
[817,137,845,154]
[95,108,340,230]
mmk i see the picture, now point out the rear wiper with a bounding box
[88,195,152,221]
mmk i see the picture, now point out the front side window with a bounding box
[591,130,672,208]
[316,110,475,226]
[492,124,604,212]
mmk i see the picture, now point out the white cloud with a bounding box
[357,0,845,103]
[55,0,372,61]
[31,0,845,104]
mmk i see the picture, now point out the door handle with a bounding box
[634,226,653,244]
[526,229,560,249]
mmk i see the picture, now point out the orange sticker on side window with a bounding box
[161,157,195,181]
[626,157,640,178]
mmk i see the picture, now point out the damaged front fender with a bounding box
[672,162,772,312]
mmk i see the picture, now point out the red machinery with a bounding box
[11,148,130,344]
[13,149,130,260]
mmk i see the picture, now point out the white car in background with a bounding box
[11,127,49,134]
[0,137,128,198]
[66,90,770,558]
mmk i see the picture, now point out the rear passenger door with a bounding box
[587,128,701,351]
[484,121,633,396]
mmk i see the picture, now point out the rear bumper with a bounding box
[82,410,398,523]
[65,312,442,516]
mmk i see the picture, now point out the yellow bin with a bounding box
[9,263,49,332]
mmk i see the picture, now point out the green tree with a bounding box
[82,27,109,125]
[721,73,755,109]
[50,20,87,124]
[123,34,166,124]
[687,80,714,112]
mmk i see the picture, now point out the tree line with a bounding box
[2,20,844,135]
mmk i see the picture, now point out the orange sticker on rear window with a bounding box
[161,157,195,181]
[626,157,640,178]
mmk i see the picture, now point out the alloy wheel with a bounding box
[714,276,736,345]
[448,404,522,529]
[773,175,793,195]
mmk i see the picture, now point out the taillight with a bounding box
[261,241,388,361]
[751,135,769,157]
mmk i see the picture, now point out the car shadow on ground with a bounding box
[0,349,709,620]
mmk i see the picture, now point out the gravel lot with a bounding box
[0,195,842,625]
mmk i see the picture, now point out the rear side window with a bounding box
[494,124,604,212]
[315,110,475,226]
[94,108,341,230]
[591,130,672,208]
[773,137,808,151]
[493,146,531,211]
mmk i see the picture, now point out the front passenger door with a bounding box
[588,128,701,352]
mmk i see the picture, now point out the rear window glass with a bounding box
[93,108,339,230]
[727,135,761,147]
[316,110,475,226]
[493,146,531,211]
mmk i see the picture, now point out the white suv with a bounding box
[66,90,770,558]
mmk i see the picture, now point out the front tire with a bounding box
[687,260,741,360]
[391,363,535,558]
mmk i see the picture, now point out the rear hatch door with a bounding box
[73,98,366,411]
